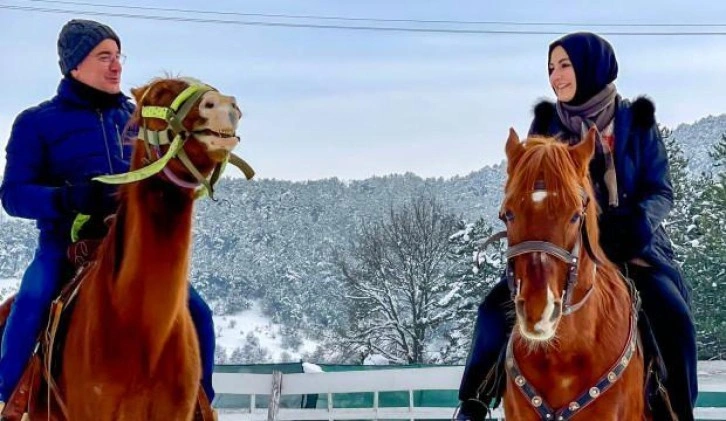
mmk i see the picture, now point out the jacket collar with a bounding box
[56,77,130,109]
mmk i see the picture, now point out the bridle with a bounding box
[481,180,601,316]
[93,81,255,199]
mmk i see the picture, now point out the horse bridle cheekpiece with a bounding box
[94,81,255,200]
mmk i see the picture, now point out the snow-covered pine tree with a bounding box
[688,134,726,358]
[432,218,504,363]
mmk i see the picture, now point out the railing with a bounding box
[213,362,726,420]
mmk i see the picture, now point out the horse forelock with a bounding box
[506,137,582,217]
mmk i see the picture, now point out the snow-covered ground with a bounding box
[0,277,19,302]
[698,360,726,392]
[213,301,319,362]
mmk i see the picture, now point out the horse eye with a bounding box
[570,213,581,223]
[500,210,515,223]
[203,101,214,109]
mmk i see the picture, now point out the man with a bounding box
[0,19,217,408]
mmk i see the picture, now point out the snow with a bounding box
[0,278,18,288]
[438,284,460,306]
[214,301,319,362]
[697,360,726,392]
[302,362,323,373]
[363,353,390,365]
[0,278,20,301]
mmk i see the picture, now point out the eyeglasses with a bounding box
[96,53,126,65]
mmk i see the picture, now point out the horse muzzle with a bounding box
[515,293,563,341]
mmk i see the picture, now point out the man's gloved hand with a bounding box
[58,180,120,217]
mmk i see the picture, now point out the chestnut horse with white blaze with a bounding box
[499,127,645,420]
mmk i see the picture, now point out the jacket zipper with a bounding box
[98,109,114,173]
[115,123,123,159]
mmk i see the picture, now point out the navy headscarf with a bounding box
[548,32,619,105]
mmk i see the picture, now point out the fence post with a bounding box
[267,371,282,421]
[409,389,414,421]
[373,390,379,420]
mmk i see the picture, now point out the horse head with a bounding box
[125,77,245,196]
[501,127,599,342]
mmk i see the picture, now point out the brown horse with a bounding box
[499,128,645,420]
[61,78,242,420]
[0,77,245,421]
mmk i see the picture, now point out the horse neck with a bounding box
[114,177,195,339]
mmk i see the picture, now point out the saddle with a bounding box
[0,232,216,421]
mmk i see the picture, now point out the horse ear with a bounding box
[130,86,146,103]
[569,126,597,177]
[505,128,525,175]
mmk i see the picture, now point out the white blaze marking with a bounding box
[534,286,556,334]
[532,191,548,203]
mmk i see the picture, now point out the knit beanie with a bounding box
[57,19,120,75]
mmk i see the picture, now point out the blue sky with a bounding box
[0,0,725,181]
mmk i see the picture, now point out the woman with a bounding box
[456,32,697,421]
